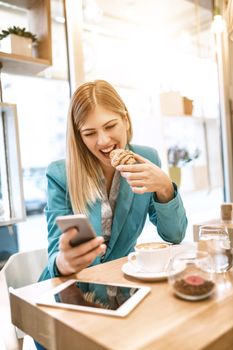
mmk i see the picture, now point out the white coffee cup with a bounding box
[128,242,171,273]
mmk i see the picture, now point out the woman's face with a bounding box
[79,105,129,169]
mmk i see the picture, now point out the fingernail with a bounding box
[116,165,122,171]
[102,244,107,252]
[100,244,106,255]
[122,172,128,178]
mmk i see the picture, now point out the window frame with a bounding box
[0,102,26,226]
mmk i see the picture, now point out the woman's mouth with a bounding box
[100,145,117,158]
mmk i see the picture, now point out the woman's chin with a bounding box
[99,157,112,167]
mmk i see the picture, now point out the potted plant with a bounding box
[0,26,37,57]
[167,145,200,187]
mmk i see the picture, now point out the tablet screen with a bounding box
[54,281,139,311]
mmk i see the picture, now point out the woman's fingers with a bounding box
[131,186,147,194]
[116,154,170,195]
[60,234,104,259]
[116,161,160,176]
[115,152,174,200]
[59,228,79,250]
[56,241,106,275]
[132,153,149,163]
[57,229,106,275]
[116,163,145,173]
[121,172,145,181]
[72,243,106,267]
[60,228,104,251]
[127,179,146,187]
[71,236,104,257]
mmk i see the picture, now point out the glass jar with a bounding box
[198,225,233,273]
[168,250,215,301]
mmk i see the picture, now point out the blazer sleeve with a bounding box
[44,161,73,278]
[146,148,188,244]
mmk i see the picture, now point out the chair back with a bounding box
[3,248,47,289]
[0,248,48,350]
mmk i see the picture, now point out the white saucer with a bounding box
[121,262,169,281]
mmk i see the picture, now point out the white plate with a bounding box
[121,262,169,281]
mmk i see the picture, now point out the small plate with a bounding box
[121,262,169,281]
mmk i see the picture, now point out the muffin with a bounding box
[110,149,136,167]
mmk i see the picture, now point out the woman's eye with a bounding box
[83,132,95,137]
[106,124,117,130]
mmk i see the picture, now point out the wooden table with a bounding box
[10,257,233,350]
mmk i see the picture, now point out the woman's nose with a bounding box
[97,131,110,145]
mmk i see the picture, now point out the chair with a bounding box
[0,248,48,350]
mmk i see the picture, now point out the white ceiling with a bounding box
[96,0,212,34]
[50,0,213,39]
[85,0,214,61]
[51,0,213,35]
[51,0,213,50]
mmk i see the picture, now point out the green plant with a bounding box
[0,26,37,42]
[167,146,200,167]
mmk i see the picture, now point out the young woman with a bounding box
[39,79,187,280]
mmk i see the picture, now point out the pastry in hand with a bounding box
[110,149,137,168]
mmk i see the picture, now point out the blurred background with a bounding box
[0,0,232,261]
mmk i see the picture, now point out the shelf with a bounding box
[0,0,39,8]
[0,51,50,75]
[0,0,52,75]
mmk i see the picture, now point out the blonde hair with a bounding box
[66,80,133,214]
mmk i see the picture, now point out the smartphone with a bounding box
[56,214,97,247]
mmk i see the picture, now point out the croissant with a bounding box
[110,149,136,167]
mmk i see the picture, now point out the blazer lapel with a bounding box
[104,177,134,260]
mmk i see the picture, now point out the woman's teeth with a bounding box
[101,146,116,157]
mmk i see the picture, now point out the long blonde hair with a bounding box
[66,80,133,214]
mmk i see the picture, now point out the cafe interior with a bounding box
[0,0,233,349]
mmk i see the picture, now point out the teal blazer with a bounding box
[39,144,187,281]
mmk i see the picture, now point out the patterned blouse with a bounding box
[101,170,120,246]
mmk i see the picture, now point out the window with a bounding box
[0,0,70,250]
[0,103,25,224]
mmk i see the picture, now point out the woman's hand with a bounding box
[116,153,174,203]
[56,228,106,275]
